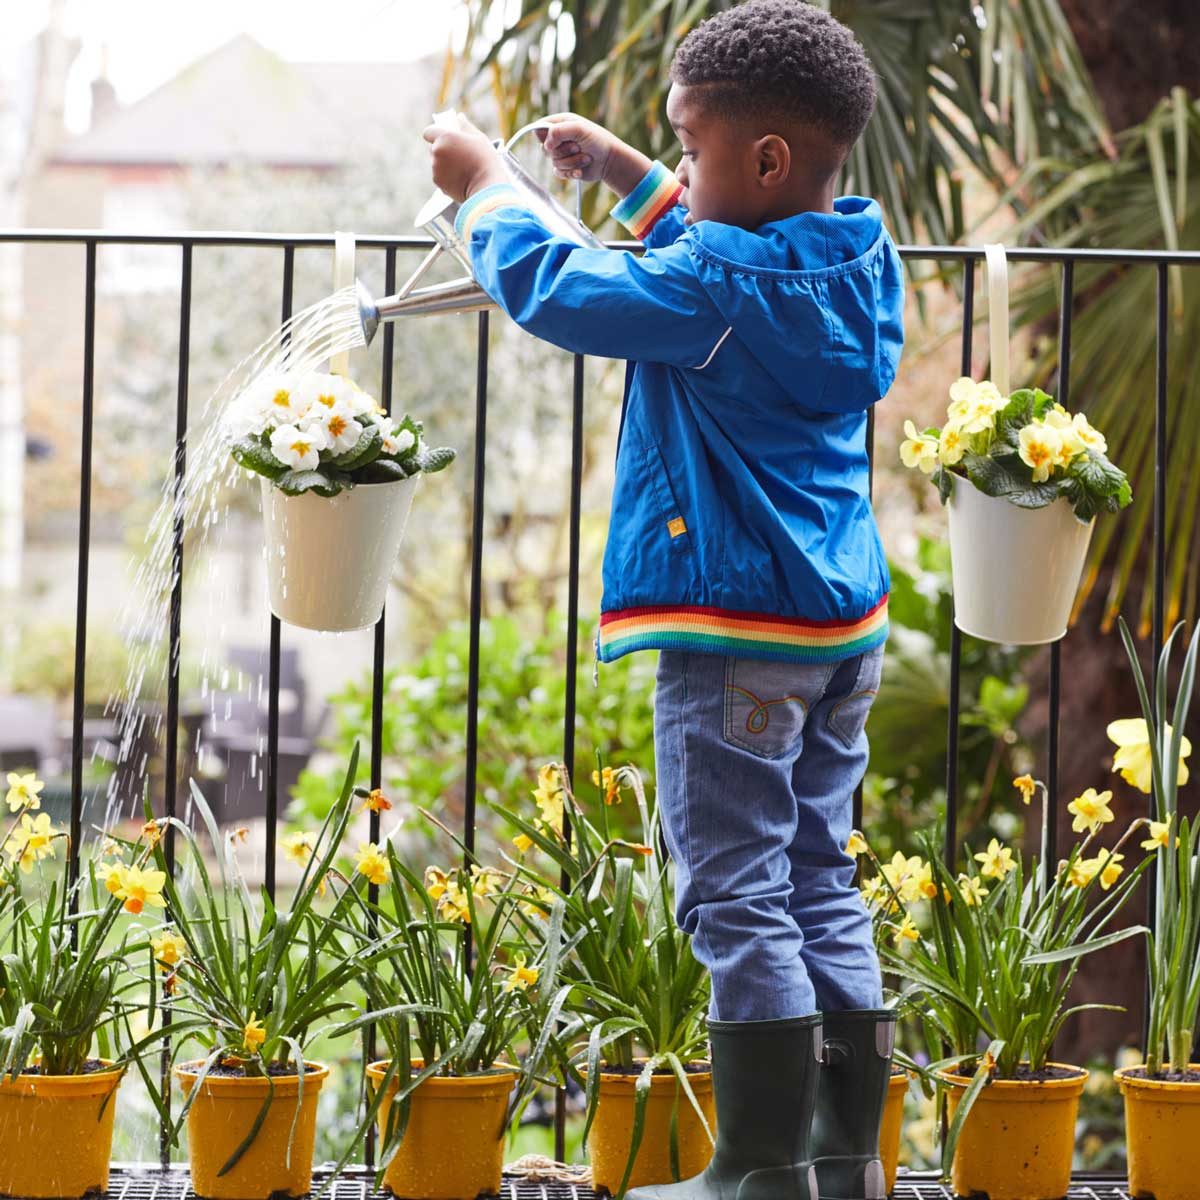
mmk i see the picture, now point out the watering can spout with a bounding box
[356,275,496,344]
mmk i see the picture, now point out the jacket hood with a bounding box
[688,197,905,414]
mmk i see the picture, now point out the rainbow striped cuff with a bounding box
[611,162,683,241]
[455,184,523,241]
[598,597,889,664]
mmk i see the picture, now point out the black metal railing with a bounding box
[3,228,1199,1192]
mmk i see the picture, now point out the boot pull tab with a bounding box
[821,1037,852,1067]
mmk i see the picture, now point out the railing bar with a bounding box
[943,262,973,869]
[265,246,295,900]
[1152,262,1168,664]
[68,240,96,903]
[553,350,586,1162]
[364,244,396,1170]
[462,310,490,966]
[158,240,191,1168]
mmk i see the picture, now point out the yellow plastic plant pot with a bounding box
[584,1064,716,1195]
[366,1060,518,1200]
[939,1064,1087,1200]
[1117,1063,1200,1200]
[0,1061,124,1199]
[175,1060,328,1200]
[880,1067,910,1195]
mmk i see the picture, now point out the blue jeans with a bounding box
[654,648,885,1022]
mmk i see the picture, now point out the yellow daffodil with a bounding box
[141,821,164,848]
[974,838,1017,881]
[1107,718,1191,794]
[96,860,126,896]
[1097,851,1125,891]
[1013,775,1037,805]
[5,772,43,812]
[470,865,504,899]
[913,861,939,900]
[521,885,556,921]
[502,953,539,992]
[282,830,315,866]
[242,1012,267,1053]
[1065,856,1101,889]
[860,875,898,914]
[958,874,988,906]
[512,833,534,855]
[438,881,472,924]
[100,837,123,857]
[1068,788,1115,835]
[424,865,448,900]
[844,831,869,858]
[355,842,389,887]
[151,930,187,971]
[4,812,60,873]
[117,864,167,914]
[1141,819,1172,851]
[1018,422,1062,482]
[360,789,392,814]
[882,852,925,905]
[892,914,920,945]
[533,764,565,836]
[592,766,623,805]
[900,420,940,475]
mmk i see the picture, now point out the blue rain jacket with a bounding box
[455,168,905,664]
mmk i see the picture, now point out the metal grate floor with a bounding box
[104,1165,1134,1200]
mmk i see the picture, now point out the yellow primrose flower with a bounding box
[1107,718,1191,794]
[151,930,187,971]
[5,772,43,812]
[1065,856,1101,889]
[355,842,389,887]
[533,764,565,836]
[592,766,623,805]
[1044,407,1086,465]
[282,830,315,866]
[899,421,940,475]
[844,831,869,858]
[1018,422,1062,482]
[470,865,504,899]
[938,423,967,466]
[1013,775,1037,805]
[503,953,539,992]
[958,874,988,906]
[1072,411,1106,454]
[974,838,1017,881]
[512,833,534,855]
[117,864,167,914]
[4,812,60,873]
[242,1012,267,1053]
[1068,788,1115,835]
[1097,851,1125,891]
[1141,819,1172,851]
[893,914,920,946]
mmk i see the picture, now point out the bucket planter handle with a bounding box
[942,242,1098,646]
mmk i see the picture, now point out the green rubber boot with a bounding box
[625,1014,823,1200]
[811,1009,897,1200]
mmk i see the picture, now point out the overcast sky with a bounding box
[14,0,463,131]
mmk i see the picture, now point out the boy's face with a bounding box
[666,83,764,228]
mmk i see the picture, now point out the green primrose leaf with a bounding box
[277,469,343,497]
[331,423,383,471]
[231,437,288,481]
[417,446,456,475]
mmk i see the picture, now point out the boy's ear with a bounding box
[753,134,791,188]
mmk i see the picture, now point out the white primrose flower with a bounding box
[252,373,306,426]
[344,380,381,417]
[291,372,353,422]
[382,423,416,457]
[270,423,329,471]
[306,405,364,456]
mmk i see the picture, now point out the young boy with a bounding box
[425,3,903,1198]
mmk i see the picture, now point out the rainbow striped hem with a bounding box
[598,598,890,664]
[610,162,684,241]
[455,184,523,241]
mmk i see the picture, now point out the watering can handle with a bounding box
[983,242,1010,396]
[504,118,585,218]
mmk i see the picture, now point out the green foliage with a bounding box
[493,763,711,1198]
[290,614,658,837]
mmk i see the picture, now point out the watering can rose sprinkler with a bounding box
[353,113,604,341]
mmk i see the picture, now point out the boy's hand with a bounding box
[422,115,508,203]
[536,114,653,198]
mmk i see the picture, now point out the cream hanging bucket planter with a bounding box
[946,244,1095,645]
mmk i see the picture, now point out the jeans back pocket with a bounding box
[723,657,834,760]
[826,646,885,749]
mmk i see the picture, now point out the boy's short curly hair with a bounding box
[670,0,877,148]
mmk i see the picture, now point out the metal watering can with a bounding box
[355,114,604,343]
